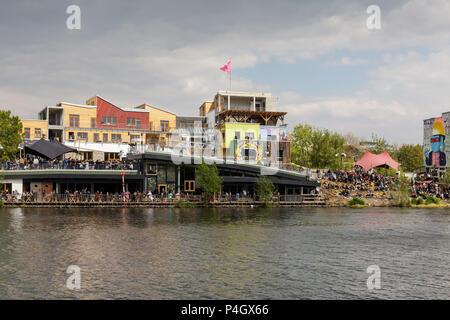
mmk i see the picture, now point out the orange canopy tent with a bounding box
[354,150,400,172]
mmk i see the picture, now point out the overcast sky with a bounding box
[1,0,450,144]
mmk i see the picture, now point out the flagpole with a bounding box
[229,57,231,91]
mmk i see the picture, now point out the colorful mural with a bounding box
[260,126,289,142]
[260,126,279,141]
[235,140,263,164]
[23,139,40,146]
[279,127,289,142]
[423,115,449,167]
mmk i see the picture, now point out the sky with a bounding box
[1,0,450,144]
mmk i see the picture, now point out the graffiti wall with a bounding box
[423,113,450,167]
[260,126,289,142]
[260,126,279,141]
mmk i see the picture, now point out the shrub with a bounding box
[425,196,440,205]
[411,197,425,205]
[255,175,276,203]
[348,197,365,206]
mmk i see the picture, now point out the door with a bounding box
[158,184,167,195]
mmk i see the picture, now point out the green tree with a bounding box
[255,175,276,203]
[391,173,411,207]
[291,124,345,169]
[196,160,222,202]
[0,110,23,162]
[290,123,313,167]
[441,171,450,186]
[395,144,424,172]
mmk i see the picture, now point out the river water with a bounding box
[0,207,448,299]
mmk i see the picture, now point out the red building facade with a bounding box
[96,96,149,130]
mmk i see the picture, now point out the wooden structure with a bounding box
[216,110,286,127]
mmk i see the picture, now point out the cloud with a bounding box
[1,0,450,144]
[328,57,368,66]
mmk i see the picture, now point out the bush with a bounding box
[348,197,365,206]
[425,196,440,205]
[411,197,424,205]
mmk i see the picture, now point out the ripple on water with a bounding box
[0,207,448,299]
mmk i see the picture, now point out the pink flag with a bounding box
[220,60,231,74]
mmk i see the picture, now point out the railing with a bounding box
[0,193,325,204]
[0,161,137,171]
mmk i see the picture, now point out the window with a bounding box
[103,133,108,142]
[127,118,142,129]
[94,133,99,142]
[111,134,121,142]
[149,122,153,131]
[24,128,30,139]
[77,132,88,140]
[160,120,169,132]
[69,115,79,127]
[81,152,93,160]
[184,180,195,192]
[130,134,140,142]
[105,152,120,161]
[146,163,157,175]
[68,132,75,140]
[234,131,241,140]
[102,116,116,126]
[34,128,41,138]
[91,118,96,128]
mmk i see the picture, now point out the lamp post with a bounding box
[336,153,347,169]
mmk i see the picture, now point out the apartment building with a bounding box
[23,95,177,161]
[199,91,291,166]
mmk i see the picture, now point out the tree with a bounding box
[255,175,276,203]
[371,133,390,154]
[395,144,423,172]
[291,124,345,169]
[440,171,450,186]
[290,123,313,167]
[0,110,23,163]
[391,173,411,207]
[196,160,222,202]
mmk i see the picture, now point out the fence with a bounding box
[0,193,325,204]
[1,161,137,171]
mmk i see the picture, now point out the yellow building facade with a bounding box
[21,120,48,144]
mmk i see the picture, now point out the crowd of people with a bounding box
[320,169,394,196]
[0,157,137,170]
[411,181,449,199]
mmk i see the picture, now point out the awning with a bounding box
[24,139,77,160]
[354,150,400,172]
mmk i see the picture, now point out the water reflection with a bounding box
[0,207,448,299]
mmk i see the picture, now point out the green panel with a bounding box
[147,177,156,192]
[166,165,176,182]
[223,123,260,148]
[157,165,166,183]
